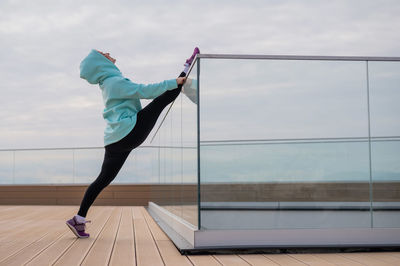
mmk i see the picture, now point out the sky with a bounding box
[1,0,400,149]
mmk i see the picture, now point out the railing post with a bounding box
[197,57,201,230]
[12,150,15,184]
[366,60,374,228]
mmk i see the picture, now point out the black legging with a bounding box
[77,72,185,217]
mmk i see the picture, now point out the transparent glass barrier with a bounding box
[182,63,199,227]
[14,149,74,184]
[369,61,400,228]
[149,62,198,228]
[199,59,369,140]
[0,146,178,184]
[0,151,14,184]
[73,148,104,184]
[199,59,371,229]
[118,147,160,183]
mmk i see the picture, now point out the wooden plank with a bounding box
[155,240,193,266]
[0,206,71,243]
[383,252,400,258]
[81,207,123,266]
[0,207,49,236]
[0,211,75,265]
[0,206,57,242]
[313,253,365,266]
[362,252,400,265]
[133,207,164,266]
[0,191,113,199]
[141,207,169,241]
[0,186,57,192]
[141,208,197,266]
[143,207,192,265]
[0,191,60,198]
[263,254,308,266]
[0,208,39,230]
[0,206,20,214]
[340,252,394,266]
[26,206,106,266]
[288,254,337,266]
[2,206,400,266]
[213,255,251,266]
[239,254,280,266]
[53,207,116,265]
[91,198,150,206]
[0,206,74,264]
[188,255,222,266]
[0,198,58,205]
[0,207,53,247]
[1,182,399,204]
[109,207,136,266]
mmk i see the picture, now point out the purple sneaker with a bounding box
[66,216,91,238]
[185,47,200,66]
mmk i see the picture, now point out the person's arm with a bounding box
[111,77,178,99]
[113,78,178,99]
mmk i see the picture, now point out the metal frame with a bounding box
[196,54,400,61]
[196,58,201,230]
[194,228,400,249]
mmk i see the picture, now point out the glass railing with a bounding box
[148,61,199,228]
[0,146,160,184]
[195,55,400,231]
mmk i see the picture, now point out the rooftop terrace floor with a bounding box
[0,205,399,266]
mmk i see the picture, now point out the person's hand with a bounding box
[176,77,186,85]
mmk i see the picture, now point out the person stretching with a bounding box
[66,47,200,238]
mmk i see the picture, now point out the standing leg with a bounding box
[77,149,130,217]
[72,71,184,223]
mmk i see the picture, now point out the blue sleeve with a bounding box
[107,77,178,99]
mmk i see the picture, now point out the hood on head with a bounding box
[80,49,121,84]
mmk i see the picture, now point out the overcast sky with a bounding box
[1,0,400,149]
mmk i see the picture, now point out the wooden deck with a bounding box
[0,206,399,266]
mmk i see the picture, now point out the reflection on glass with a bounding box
[369,61,400,228]
[199,58,372,230]
[0,151,14,184]
[369,62,400,137]
[14,149,73,184]
[73,148,103,184]
[118,147,160,183]
[200,59,368,140]
[201,140,370,183]
[200,140,371,229]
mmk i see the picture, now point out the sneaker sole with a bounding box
[66,221,89,238]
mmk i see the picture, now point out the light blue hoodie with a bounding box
[80,49,178,146]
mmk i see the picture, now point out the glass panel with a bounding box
[3,147,160,184]
[73,148,104,184]
[182,62,199,227]
[200,59,369,140]
[369,61,400,228]
[199,59,371,229]
[118,147,159,183]
[14,149,73,184]
[0,151,14,184]
[148,63,198,228]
